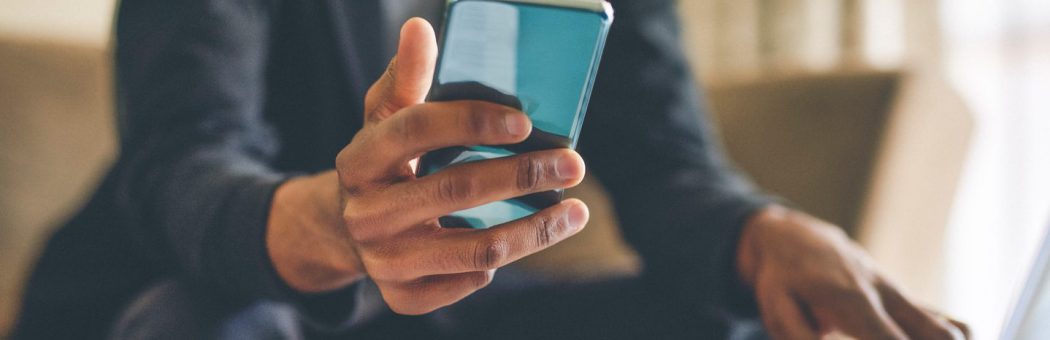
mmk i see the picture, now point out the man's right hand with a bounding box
[267,18,589,315]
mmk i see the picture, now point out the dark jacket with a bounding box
[14,1,769,339]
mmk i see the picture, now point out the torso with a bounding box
[265,0,445,173]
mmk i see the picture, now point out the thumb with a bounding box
[365,17,438,123]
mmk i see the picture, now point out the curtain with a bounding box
[941,1,1050,338]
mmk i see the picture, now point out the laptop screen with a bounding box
[1002,227,1050,340]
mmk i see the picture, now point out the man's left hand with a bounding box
[737,205,970,340]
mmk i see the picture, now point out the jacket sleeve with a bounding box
[579,0,772,317]
[112,0,365,328]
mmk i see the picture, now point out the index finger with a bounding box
[805,279,908,340]
[877,279,968,340]
[344,101,532,182]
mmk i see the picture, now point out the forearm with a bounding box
[609,172,772,313]
[114,0,383,330]
[116,138,385,331]
[576,0,775,314]
[114,143,288,292]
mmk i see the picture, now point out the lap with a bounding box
[109,280,303,340]
[111,274,766,340]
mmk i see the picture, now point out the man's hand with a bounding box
[267,18,589,315]
[737,205,970,340]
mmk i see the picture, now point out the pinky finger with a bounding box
[922,306,971,339]
[379,270,495,315]
[877,278,967,340]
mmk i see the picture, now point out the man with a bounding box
[14,1,967,339]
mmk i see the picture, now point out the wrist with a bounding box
[736,204,790,287]
[267,171,366,293]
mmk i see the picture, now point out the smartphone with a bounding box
[417,0,614,229]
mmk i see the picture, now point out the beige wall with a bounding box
[1,1,117,334]
[679,0,901,84]
[0,37,116,335]
[0,0,115,47]
[679,0,973,310]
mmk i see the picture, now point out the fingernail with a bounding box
[504,113,530,136]
[566,202,589,229]
[556,153,584,180]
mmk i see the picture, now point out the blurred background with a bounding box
[1,0,1048,339]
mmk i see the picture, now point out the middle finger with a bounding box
[380,148,585,228]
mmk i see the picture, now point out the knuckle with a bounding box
[533,213,560,247]
[335,147,352,172]
[341,202,368,230]
[342,201,383,240]
[515,155,543,192]
[436,175,475,204]
[391,111,427,144]
[473,237,510,270]
[438,177,456,202]
[341,208,361,230]
[335,148,363,190]
[461,104,492,137]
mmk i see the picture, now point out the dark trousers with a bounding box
[109,272,767,340]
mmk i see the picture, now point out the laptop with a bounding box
[999,222,1050,340]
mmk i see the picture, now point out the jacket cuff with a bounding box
[632,190,773,319]
[708,196,773,318]
[206,174,379,331]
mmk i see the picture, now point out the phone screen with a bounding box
[418,0,612,229]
